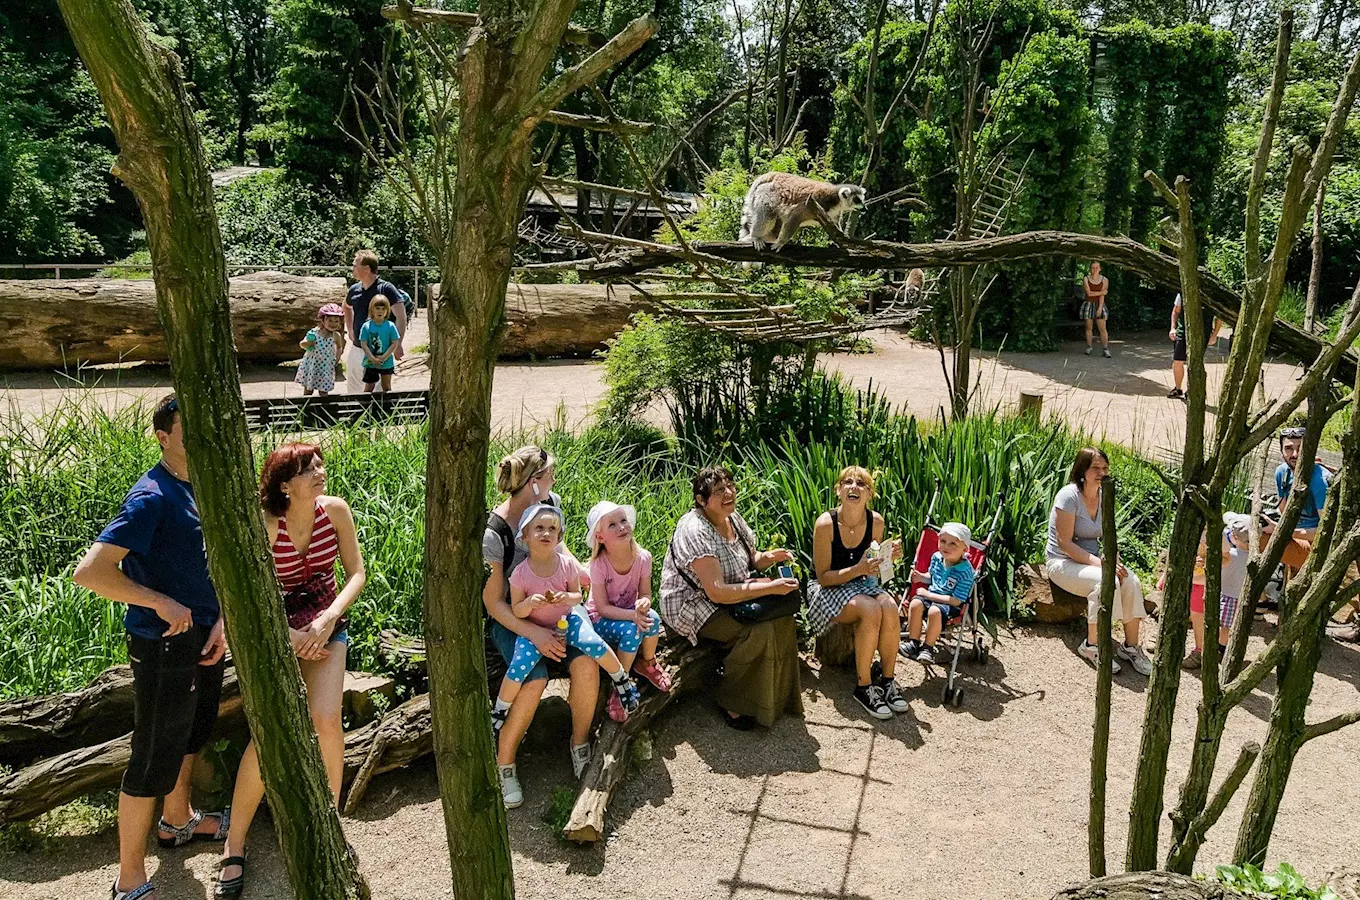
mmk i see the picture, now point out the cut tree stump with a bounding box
[341,693,433,813]
[813,621,856,668]
[563,642,715,843]
[1050,872,1230,900]
[0,272,344,369]
[1017,563,1088,624]
[342,672,397,727]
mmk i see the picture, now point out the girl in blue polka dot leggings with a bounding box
[492,504,643,732]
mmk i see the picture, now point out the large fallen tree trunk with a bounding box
[0,272,344,369]
[434,281,658,358]
[563,642,714,843]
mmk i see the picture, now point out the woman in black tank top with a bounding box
[806,466,907,720]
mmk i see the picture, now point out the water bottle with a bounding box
[555,616,569,639]
[868,540,894,586]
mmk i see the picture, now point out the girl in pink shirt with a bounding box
[586,502,672,722]
[491,504,642,733]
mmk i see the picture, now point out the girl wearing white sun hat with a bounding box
[586,501,671,722]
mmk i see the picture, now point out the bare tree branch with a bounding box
[522,15,658,128]
[1302,710,1360,743]
[381,1,604,46]
[1246,10,1294,276]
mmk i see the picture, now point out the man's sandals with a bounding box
[156,808,230,848]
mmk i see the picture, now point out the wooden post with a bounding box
[1018,389,1043,417]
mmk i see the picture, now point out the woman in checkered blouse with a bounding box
[659,466,803,730]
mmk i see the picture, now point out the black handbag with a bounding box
[672,520,802,625]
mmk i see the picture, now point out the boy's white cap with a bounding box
[1224,512,1252,542]
[940,522,972,544]
[586,501,636,544]
[517,503,565,544]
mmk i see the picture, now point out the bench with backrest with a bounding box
[243,390,429,431]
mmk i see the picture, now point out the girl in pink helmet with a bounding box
[296,303,346,395]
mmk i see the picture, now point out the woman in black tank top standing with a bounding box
[806,466,907,720]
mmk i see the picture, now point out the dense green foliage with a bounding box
[1098,23,1236,328]
[0,387,1174,701]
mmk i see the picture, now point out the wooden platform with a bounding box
[243,390,429,431]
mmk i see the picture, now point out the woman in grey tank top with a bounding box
[1046,448,1151,676]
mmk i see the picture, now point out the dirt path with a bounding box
[0,324,1305,458]
[4,620,1358,900]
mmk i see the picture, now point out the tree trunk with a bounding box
[1304,184,1325,333]
[0,272,343,369]
[1232,596,1329,866]
[1089,478,1118,876]
[53,2,367,897]
[1126,505,1204,870]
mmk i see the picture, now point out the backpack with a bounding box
[396,287,415,320]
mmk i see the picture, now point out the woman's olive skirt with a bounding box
[698,610,803,727]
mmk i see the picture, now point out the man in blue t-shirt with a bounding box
[342,248,406,394]
[73,394,228,900]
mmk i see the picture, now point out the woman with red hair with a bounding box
[214,442,365,899]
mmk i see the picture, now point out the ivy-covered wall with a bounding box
[1096,23,1236,329]
[829,11,1235,350]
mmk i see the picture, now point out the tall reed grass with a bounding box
[0,384,1173,700]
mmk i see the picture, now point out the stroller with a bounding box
[899,488,1004,707]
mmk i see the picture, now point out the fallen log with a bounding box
[0,666,138,767]
[340,693,432,814]
[0,272,345,369]
[563,641,715,843]
[434,282,658,357]
[0,672,241,822]
[0,668,401,821]
[1050,872,1230,900]
[0,665,395,767]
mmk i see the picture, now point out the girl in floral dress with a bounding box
[295,303,345,395]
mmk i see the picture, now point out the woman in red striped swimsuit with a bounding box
[215,443,366,899]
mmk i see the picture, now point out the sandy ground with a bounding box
[0,319,1306,460]
[3,617,1358,900]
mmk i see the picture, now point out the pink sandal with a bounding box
[632,657,672,693]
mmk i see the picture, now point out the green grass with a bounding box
[0,384,1174,701]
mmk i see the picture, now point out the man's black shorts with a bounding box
[1173,336,1188,362]
[123,625,225,798]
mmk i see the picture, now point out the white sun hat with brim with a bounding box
[586,501,637,546]
[1223,512,1253,543]
[517,503,566,546]
[940,522,973,545]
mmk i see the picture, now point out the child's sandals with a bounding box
[632,657,672,692]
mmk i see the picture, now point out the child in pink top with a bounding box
[491,503,642,734]
[586,502,672,722]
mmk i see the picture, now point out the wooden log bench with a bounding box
[243,390,430,431]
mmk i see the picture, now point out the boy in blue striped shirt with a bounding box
[903,522,975,665]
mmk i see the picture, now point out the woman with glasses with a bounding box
[806,466,907,720]
[660,466,802,730]
[215,443,366,898]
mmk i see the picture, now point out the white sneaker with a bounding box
[1077,640,1121,673]
[570,743,592,779]
[1117,642,1154,676]
[499,764,523,809]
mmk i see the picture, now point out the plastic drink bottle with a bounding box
[555,616,569,639]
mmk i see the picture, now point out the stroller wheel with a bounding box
[950,687,964,707]
[979,645,990,665]
[941,684,951,704]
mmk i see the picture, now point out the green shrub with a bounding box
[1216,863,1340,900]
